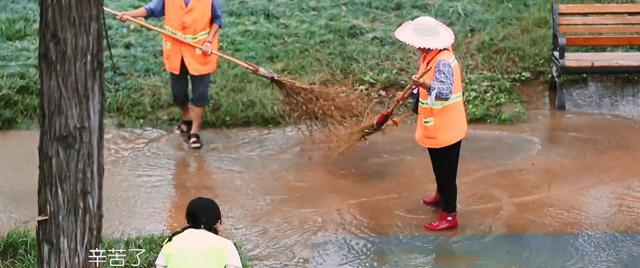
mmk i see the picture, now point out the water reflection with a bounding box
[168,152,220,231]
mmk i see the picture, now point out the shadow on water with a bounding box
[168,152,220,231]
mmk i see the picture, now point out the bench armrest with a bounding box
[553,33,566,60]
[551,3,565,60]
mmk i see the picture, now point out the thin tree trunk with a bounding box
[37,0,104,267]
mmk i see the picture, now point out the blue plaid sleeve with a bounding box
[429,59,454,100]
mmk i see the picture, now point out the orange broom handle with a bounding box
[103,7,270,76]
[388,66,432,112]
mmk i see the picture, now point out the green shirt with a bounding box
[155,229,242,268]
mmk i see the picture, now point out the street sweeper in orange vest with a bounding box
[117,0,222,149]
[394,16,468,231]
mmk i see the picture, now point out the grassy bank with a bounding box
[0,0,632,129]
[0,229,250,268]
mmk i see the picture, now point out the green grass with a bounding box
[0,229,251,268]
[0,230,36,268]
[1,0,636,129]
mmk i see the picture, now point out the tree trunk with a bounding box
[37,0,104,267]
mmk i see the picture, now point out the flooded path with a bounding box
[1,110,640,267]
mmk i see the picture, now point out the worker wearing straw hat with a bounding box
[117,0,223,149]
[394,16,467,231]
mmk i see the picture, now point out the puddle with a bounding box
[1,110,639,266]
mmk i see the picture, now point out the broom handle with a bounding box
[103,7,264,74]
[387,66,432,112]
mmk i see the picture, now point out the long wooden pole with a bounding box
[103,7,276,79]
[388,66,432,113]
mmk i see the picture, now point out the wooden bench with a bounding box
[551,3,640,109]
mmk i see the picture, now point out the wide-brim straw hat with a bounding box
[394,16,455,49]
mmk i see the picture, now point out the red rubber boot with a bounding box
[425,211,458,231]
[421,192,441,207]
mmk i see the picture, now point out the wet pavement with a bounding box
[1,108,639,267]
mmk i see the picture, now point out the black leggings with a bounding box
[427,140,462,213]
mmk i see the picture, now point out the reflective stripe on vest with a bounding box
[414,49,468,148]
[419,92,463,109]
[163,26,210,42]
[448,57,457,67]
[422,117,435,126]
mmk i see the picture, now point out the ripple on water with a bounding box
[307,233,640,267]
[103,128,176,236]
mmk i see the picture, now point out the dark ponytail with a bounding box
[165,197,222,244]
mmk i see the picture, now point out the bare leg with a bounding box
[181,105,191,120]
[178,105,191,132]
[190,106,205,134]
[187,71,210,149]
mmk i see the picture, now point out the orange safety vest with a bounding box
[163,0,219,75]
[415,49,467,148]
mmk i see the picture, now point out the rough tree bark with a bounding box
[37,0,104,267]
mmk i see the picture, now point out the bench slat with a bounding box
[564,52,640,68]
[559,25,640,34]
[559,16,640,25]
[559,4,640,14]
[566,36,640,46]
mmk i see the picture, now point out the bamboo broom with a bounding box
[103,7,366,128]
[338,66,432,151]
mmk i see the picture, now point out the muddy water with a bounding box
[1,110,640,267]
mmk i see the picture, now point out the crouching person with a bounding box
[155,197,242,268]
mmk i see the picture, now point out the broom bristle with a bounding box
[272,78,368,130]
[326,123,369,156]
[330,113,412,156]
